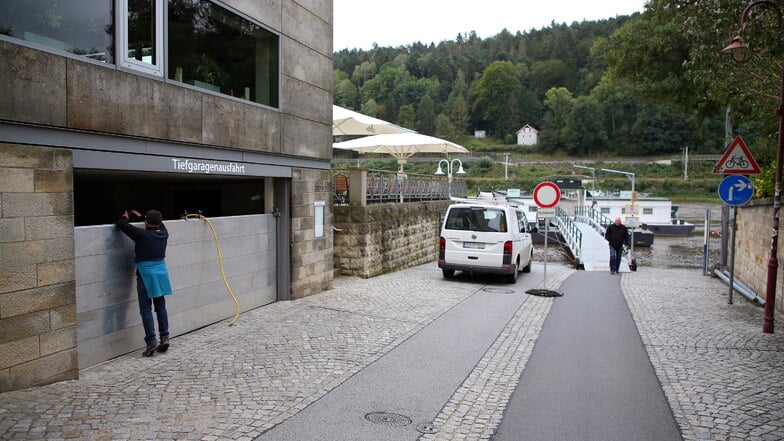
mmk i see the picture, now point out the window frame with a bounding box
[116,0,165,77]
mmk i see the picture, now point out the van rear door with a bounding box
[442,206,510,269]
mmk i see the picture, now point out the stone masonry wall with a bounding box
[735,198,784,314]
[333,201,451,278]
[290,168,334,299]
[0,143,77,392]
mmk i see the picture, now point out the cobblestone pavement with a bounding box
[0,264,782,441]
[622,269,784,441]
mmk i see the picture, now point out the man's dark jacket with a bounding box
[604,223,629,248]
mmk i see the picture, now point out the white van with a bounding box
[438,203,535,283]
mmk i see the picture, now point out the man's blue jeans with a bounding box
[609,245,623,273]
[136,270,169,346]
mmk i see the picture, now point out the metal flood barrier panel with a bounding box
[75,214,277,369]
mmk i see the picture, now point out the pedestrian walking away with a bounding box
[604,216,629,274]
[117,209,173,356]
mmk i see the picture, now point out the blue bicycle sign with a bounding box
[718,175,754,206]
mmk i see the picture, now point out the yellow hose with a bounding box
[185,214,241,326]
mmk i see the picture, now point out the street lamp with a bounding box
[601,168,637,271]
[435,158,466,196]
[723,0,782,333]
[573,164,596,207]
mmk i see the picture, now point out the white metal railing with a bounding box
[553,206,582,264]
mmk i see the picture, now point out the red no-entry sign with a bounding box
[533,181,561,208]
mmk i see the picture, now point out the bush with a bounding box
[476,156,494,170]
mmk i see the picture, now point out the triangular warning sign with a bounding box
[713,136,762,175]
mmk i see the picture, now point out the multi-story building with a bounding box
[0,0,334,392]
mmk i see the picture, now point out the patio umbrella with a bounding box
[332,105,413,136]
[333,132,469,171]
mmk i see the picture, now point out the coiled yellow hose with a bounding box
[185,214,240,326]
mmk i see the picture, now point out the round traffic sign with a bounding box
[718,175,754,206]
[533,182,561,208]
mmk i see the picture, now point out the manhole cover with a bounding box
[482,287,516,294]
[365,412,412,427]
[416,422,439,434]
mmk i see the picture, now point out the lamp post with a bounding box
[723,0,782,333]
[602,168,636,270]
[573,164,596,207]
[435,158,466,196]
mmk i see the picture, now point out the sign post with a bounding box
[718,175,755,304]
[530,182,561,295]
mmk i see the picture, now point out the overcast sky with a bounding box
[334,0,648,51]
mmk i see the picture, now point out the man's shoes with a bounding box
[142,343,157,357]
[157,336,169,353]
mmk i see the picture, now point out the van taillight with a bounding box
[439,236,446,250]
[503,240,513,255]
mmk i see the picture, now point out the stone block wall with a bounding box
[333,201,451,278]
[290,168,334,298]
[735,199,784,314]
[0,143,77,392]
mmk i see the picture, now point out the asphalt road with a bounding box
[493,271,682,441]
[256,274,543,441]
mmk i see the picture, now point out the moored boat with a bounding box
[584,191,695,238]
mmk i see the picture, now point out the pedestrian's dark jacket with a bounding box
[605,223,629,248]
[117,218,169,262]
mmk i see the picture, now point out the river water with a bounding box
[535,202,726,271]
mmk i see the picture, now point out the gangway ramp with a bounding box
[554,206,630,272]
[575,222,630,272]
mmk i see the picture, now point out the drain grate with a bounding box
[416,422,440,434]
[365,412,412,427]
[481,287,516,294]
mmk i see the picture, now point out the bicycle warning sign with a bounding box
[713,135,761,175]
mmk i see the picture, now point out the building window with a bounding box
[600,208,610,214]
[0,0,114,62]
[168,0,279,107]
[117,0,163,75]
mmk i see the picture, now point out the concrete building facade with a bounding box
[0,0,334,392]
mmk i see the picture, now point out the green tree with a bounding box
[529,59,573,98]
[435,113,458,142]
[334,71,359,109]
[564,96,607,156]
[351,60,377,87]
[447,94,470,134]
[361,99,379,117]
[397,104,416,130]
[416,93,436,135]
[472,61,523,136]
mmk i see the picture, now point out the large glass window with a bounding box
[0,0,114,62]
[168,0,279,107]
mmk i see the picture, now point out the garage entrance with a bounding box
[73,168,282,368]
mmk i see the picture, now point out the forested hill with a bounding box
[332,14,726,157]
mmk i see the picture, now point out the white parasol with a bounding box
[332,105,413,136]
[333,132,469,171]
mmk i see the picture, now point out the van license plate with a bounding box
[463,242,485,249]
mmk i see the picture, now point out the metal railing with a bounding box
[333,168,466,205]
[574,205,613,236]
[553,206,582,263]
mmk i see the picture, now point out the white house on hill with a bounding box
[516,124,538,145]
